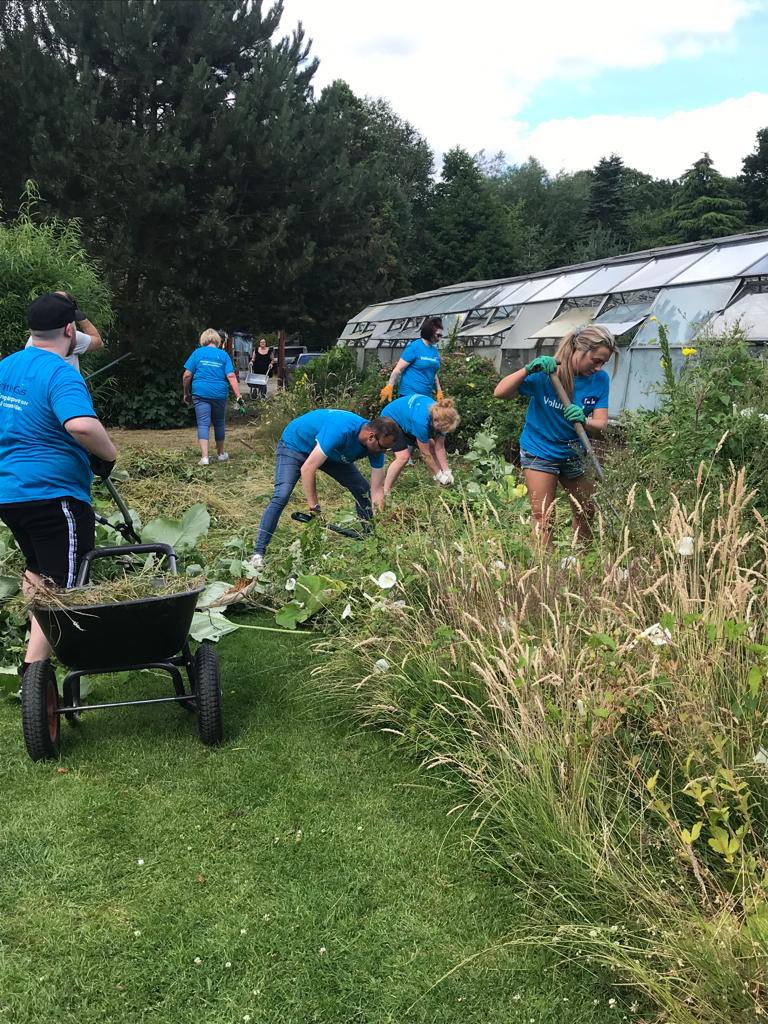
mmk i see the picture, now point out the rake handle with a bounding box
[548,371,605,482]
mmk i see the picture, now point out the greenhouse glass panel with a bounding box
[501,301,561,349]
[668,239,768,285]
[593,299,652,336]
[631,280,739,348]
[440,285,505,312]
[459,315,518,338]
[529,307,595,339]
[565,260,649,297]
[708,293,768,341]
[494,276,558,305]
[532,269,601,302]
[614,251,710,291]
[742,253,768,277]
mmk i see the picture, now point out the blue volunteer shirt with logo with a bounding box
[381,395,434,444]
[280,410,385,469]
[0,347,96,505]
[398,339,440,397]
[518,370,610,462]
[184,346,235,399]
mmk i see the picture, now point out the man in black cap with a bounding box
[0,293,118,674]
[24,290,103,372]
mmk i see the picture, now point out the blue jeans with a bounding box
[193,396,227,443]
[255,441,372,554]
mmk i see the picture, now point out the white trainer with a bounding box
[248,553,264,570]
[217,453,230,462]
[199,457,210,466]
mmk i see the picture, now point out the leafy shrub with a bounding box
[618,331,768,506]
[101,357,190,429]
[0,183,113,359]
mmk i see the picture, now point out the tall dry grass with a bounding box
[312,469,768,1022]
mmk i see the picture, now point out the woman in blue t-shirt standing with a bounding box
[182,329,244,466]
[494,325,617,546]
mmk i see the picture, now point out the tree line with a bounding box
[1,0,767,362]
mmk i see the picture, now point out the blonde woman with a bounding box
[182,328,244,466]
[494,325,617,545]
[380,394,461,494]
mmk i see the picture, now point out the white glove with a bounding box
[442,469,454,485]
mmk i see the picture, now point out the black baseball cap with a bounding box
[27,293,86,331]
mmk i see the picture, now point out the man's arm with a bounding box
[299,444,327,510]
[370,467,386,510]
[65,417,117,460]
[76,317,103,352]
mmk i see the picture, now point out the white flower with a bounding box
[285,577,296,592]
[498,617,511,630]
[492,560,505,570]
[133,930,141,937]
[319,946,327,955]
[608,997,617,1008]
[240,928,247,935]
[193,957,202,965]
[137,859,145,866]
[373,658,390,674]
[641,623,672,646]
[560,555,579,570]
[375,571,397,590]
[244,1016,252,1022]
[753,746,768,765]
[341,603,352,620]
[225,961,232,968]
[675,536,695,556]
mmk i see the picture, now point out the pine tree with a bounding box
[422,148,519,288]
[670,153,747,242]
[741,127,768,226]
[586,155,629,242]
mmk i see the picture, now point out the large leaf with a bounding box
[189,610,239,643]
[196,581,232,610]
[143,504,210,553]
[274,574,343,630]
[0,575,19,599]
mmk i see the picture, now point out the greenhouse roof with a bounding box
[340,228,768,346]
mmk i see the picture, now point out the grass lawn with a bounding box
[0,621,619,1024]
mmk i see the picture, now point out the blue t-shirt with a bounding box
[280,410,385,469]
[518,370,610,462]
[184,346,235,399]
[381,395,434,444]
[0,347,97,504]
[398,339,441,397]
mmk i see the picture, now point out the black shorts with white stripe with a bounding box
[0,497,95,588]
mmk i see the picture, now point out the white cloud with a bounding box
[518,93,768,177]
[277,0,766,176]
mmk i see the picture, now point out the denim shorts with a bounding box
[519,448,586,480]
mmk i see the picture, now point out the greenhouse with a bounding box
[338,229,768,415]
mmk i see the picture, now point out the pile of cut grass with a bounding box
[32,570,204,610]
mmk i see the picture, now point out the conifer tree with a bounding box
[586,155,629,242]
[670,153,747,242]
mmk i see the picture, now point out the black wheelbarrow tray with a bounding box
[22,542,223,762]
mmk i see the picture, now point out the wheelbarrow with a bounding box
[21,482,222,762]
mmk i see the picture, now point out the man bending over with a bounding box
[250,410,400,567]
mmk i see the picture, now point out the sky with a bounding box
[276,0,768,180]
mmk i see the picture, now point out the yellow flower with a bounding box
[513,483,528,498]
[682,347,697,357]
[649,316,657,322]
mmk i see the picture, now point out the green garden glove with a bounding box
[524,355,558,375]
[236,397,247,415]
[563,403,586,424]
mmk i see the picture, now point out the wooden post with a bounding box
[277,327,286,389]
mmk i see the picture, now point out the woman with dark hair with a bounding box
[379,316,444,404]
[494,325,618,545]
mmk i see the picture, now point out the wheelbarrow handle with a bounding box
[76,543,178,586]
[103,477,142,542]
[548,371,605,482]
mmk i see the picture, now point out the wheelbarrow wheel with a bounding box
[21,661,60,761]
[194,642,222,746]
